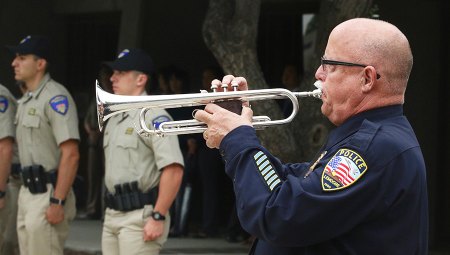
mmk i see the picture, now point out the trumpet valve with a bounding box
[221,83,228,92]
[210,83,218,92]
[231,81,239,91]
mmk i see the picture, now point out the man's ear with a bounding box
[136,73,149,87]
[361,66,376,93]
[36,58,47,72]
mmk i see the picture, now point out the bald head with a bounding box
[330,18,413,95]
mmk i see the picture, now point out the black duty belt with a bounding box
[21,165,57,194]
[105,182,158,212]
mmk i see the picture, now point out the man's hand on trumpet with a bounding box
[210,74,249,92]
[195,75,253,149]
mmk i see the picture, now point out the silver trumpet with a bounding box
[96,80,322,137]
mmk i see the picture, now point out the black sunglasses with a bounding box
[321,57,381,79]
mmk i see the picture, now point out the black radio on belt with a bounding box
[21,165,57,194]
[105,181,158,212]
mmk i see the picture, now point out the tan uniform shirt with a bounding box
[103,102,184,194]
[15,74,80,171]
[0,84,19,164]
[0,84,19,253]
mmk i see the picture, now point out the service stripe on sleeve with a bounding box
[254,151,281,191]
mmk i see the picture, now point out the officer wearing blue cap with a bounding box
[101,48,184,255]
[7,35,80,255]
[195,18,428,254]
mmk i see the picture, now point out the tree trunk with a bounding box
[203,0,374,162]
[202,0,299,160]
[297,0,375,159]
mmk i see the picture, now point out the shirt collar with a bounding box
[325,105,404,149]
[29,73,51,99]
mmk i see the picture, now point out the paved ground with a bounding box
[65,219,250,255]
[62,219,450,255]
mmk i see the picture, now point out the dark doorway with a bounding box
[257,2,319,88]
[64,12,120,209]
[258,13,303,88]
[65,12,119,110]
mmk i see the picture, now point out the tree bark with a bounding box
[203,0,374,162]
[298,0,375,159]
[203,0,299,160]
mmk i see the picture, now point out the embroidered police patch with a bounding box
[0,96,8,113]
[152,115,170,129]
[321,148,368,191]
[49,95,69,115]
[253,151,281,191]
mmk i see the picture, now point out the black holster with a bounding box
[105,181,158,212]
[21,165,57,194]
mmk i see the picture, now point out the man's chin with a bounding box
[320,104,329,117]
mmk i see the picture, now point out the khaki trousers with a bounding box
[17,184,76,255]
[102,205,170,255]
[1,177,21,255]
[0,185,11,252]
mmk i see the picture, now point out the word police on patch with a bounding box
[321,148,368,191]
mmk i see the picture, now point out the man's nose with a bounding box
[314,65,326,81]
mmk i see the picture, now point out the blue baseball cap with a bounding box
[104,48,154,75]
[6,35,51,61]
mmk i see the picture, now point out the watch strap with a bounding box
[50,197,65,206]
[0,190,5,199]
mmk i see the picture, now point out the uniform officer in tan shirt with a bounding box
[101,48,184,255]
[0,83,21,254]
[7,35,80,255]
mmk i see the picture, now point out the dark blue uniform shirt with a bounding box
[219,105,428,255]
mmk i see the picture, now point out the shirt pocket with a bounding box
[115,134,139,171]
[116,134,138,150]
[22,114,40,129]
[19,113,41,145]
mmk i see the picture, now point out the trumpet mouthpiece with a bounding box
[314,80,323,90]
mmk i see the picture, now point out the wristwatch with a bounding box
[151,211,166,221]
[0,190,5,199]
[49,197,66,206]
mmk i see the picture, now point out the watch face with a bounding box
[152,212,165,221]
